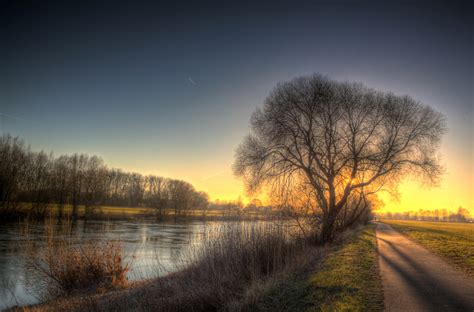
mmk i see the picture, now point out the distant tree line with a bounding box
[204,197,275,218]
[377,207,471,223]
[0,135,209,220]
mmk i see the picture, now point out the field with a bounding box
[12,203,269,220]
[383,220,474,276]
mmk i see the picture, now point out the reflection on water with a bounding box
[0,220,223,310]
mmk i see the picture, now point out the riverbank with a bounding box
[14,224,382,312]
[248,223,383,311]
[1,203,281,222]
[14,222,307,311]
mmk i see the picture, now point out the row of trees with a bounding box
[0,135,209,220]
[206,198,274,218]
[377,207,471,222]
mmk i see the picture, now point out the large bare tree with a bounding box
[234,74,446,243]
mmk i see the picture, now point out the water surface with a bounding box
[0,220,222,309]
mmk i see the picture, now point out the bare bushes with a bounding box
[23,222,129,299]
[146,222,309,311]
[195,223,301,280]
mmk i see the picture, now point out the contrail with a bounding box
[188,77,197,85]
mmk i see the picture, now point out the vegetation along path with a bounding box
[376,222,474,311]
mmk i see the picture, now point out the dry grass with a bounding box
[22,221,129,299]
[24,223,312,311]
[247,224,383,312]
[172,223,307,309]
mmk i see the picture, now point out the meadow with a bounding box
[382,220,474,276]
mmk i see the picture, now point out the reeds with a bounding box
[146,222,309,311]
[23,221,129,299]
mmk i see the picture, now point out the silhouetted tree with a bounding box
[51,155,70,219]
[234,74,446,243]
[145,175,170,219]
[81,156,107,219]
[193,191,209,217]
[0,135,29,217]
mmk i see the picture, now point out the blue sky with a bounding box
[1,0,472,209]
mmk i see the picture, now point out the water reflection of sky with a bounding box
[0,220,217,310]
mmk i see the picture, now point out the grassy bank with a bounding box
[17,223,383,312]
[382,220,474,276]
[248,224,383,311]
[7,203,276,221]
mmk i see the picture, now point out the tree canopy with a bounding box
[234,74,446,242]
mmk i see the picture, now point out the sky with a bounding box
[1,0,472,212]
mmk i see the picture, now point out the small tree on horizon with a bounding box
[234,74,446,243]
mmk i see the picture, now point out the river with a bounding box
[0,220,227,310]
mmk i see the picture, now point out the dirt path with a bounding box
[376,222,474,312]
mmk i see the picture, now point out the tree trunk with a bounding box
[319,210,337,244]
[72,194,78,221]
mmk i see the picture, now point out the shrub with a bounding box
[23,222,129,298]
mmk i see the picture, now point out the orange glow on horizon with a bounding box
[114,143,472,213]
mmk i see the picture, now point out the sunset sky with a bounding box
[1,0,472,212]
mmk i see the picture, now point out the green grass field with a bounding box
[17,203,152,217]
[383,220,474,276]
[254,224,384,311]
[305,224,384,311]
